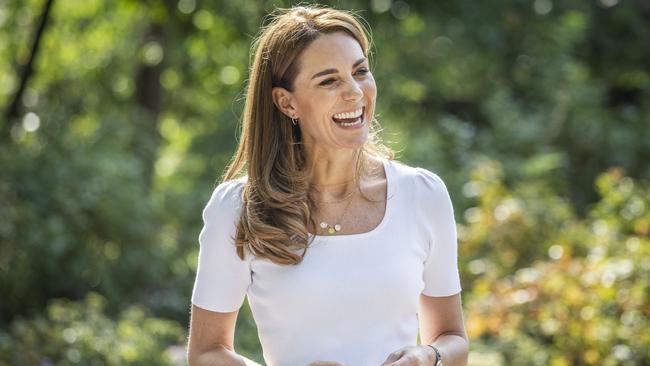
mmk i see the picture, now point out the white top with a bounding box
[191,159,461,366]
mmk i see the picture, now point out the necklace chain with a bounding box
[311,188,355,204]
[317,189,356,235]
[312,179,355,187]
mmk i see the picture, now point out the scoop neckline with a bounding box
[309,158,393,241]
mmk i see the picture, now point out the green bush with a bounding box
[0,293,185,366]
[463,163,649,366]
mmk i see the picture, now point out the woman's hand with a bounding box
[306,362,348,366]
[380,345,436,365]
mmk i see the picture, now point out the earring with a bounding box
[291,117,298,126]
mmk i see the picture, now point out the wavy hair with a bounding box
[223,5,392,265]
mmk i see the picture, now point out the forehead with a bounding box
[298,32,365,73]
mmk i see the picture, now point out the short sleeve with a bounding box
[415,168,462,297]
[191,179,252,312]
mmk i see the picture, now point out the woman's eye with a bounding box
[318,69,368,87]
[320,78,337,86]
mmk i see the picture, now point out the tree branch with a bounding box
[2,0,55,139]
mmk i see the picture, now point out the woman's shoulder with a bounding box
[388,160,455,220]
[202,177,247,220]
[210,176,247,200]
[388,159,448,194]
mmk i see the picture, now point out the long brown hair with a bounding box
[224,5,392,265]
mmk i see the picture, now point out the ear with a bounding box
[272,87,299,119]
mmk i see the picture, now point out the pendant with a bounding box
[320,221,342,235]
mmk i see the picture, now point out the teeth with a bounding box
[337,117,363,127]
[333,108,363,120]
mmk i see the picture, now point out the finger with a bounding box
[386,358,411,366]
[380,350,405,365]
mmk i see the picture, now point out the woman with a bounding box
[187,5,468,366]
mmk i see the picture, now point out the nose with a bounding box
[343,78,363,102]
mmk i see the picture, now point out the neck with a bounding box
[305,147,362,200]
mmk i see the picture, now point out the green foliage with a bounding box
[0,293,184,366]
[0,0,196,325]
[366,0,650,212]
[463,163,650,366]
[0,114,185,323]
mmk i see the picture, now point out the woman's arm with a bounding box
[187,304,263,366]
[381,293,468,366]
[418,293,468,365]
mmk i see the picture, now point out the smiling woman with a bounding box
[187,5,468,366]
[273,32,375,151]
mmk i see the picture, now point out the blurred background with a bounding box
[1,0,649,365]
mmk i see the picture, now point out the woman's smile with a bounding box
[331,106,365,128]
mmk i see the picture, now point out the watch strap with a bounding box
[426,344,442,366]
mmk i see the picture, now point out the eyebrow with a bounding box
[310,57,368,79]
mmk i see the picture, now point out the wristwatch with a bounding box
[426,345,443,366]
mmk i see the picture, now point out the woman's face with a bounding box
[276,32,377,152]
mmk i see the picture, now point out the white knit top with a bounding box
[191,159,461,366]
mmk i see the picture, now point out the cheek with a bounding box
[363,77,377,100]
[296,94,328,117]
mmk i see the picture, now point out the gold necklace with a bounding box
[312,179,355,187]
[311,188,355,204]
[318,190,355,235]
